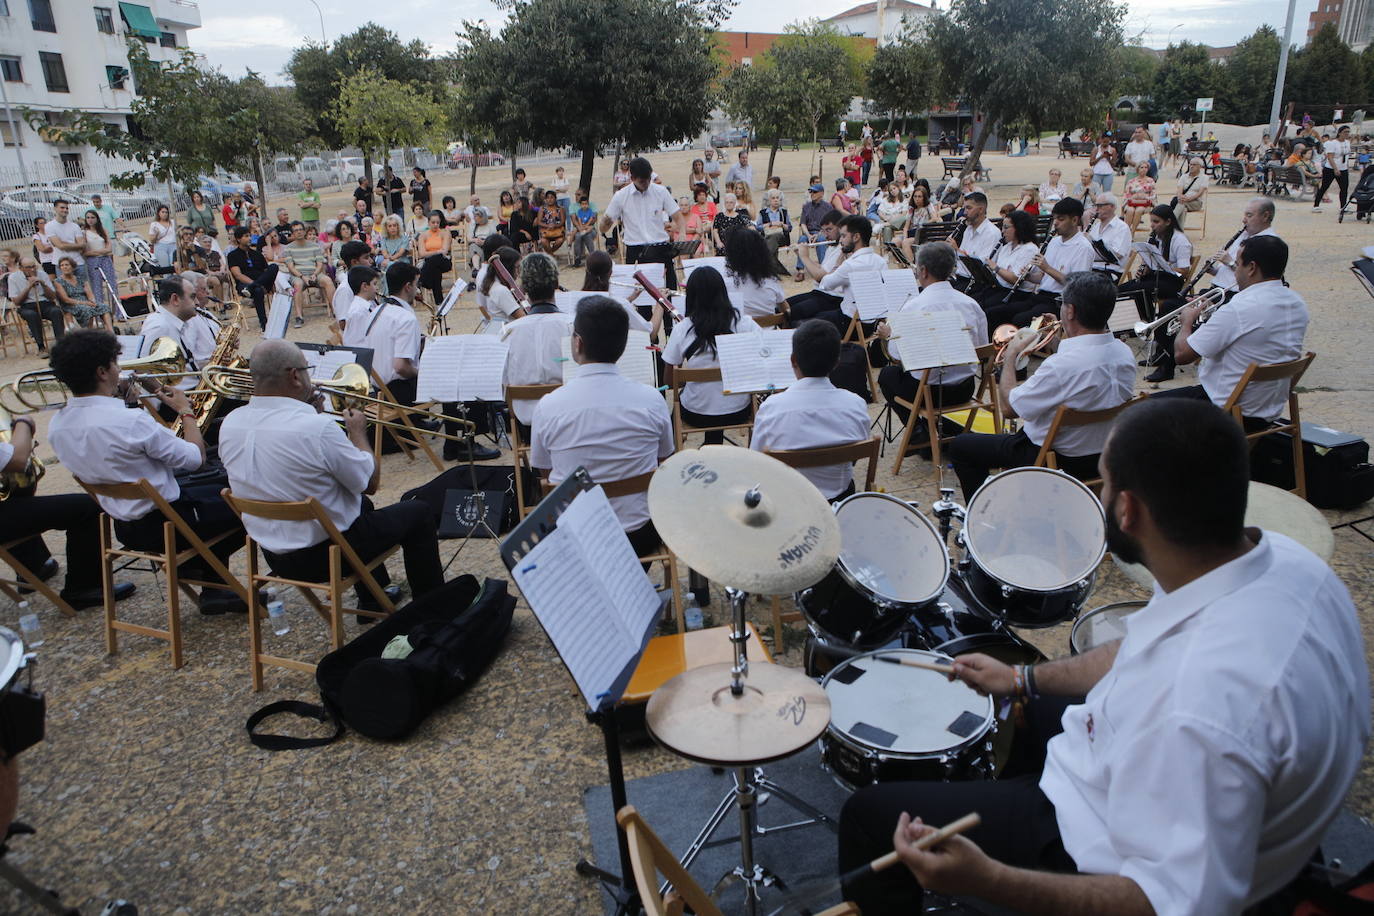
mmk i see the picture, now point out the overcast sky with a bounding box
[196,0,1317,85]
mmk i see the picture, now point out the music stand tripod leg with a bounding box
[443,401,501,569]
[574,706,641,916]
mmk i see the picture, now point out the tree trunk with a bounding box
[810,122,820,177]
[165,178,179,224]
[578,144,596,199]
[470,157,478,196]
[886,111,895,133]
[252,150,269,209]
[960,113,993,180]
[767,141,779,183]
[363,153,374,186]
[510,153,517,185]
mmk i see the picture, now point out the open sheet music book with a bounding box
[681,256,726,280]
[561,330,657,387]
[848,270,916,322]
[416,334,510,402]
[554,289,612,315]
[717,329,796,394]
[1131,241,1175,275]
[882,269,919,303]
[510,486,662,711]
[437,279,469,318]
[612,261,664,291]
[1091,239,1120,265]
[264,291,293,340]
[959,255,999,288]
[888,310,979,370]
[297,342,375,378]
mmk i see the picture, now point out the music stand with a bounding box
[958,255,998,290]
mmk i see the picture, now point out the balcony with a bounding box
[152,0,201,28]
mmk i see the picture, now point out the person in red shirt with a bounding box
[221,193,244,230]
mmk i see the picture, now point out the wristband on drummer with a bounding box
[1025,664,1040,701]
[1012,665,1026,701]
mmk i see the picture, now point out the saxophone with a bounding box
[172,302,243,437]
[0,406,44,501]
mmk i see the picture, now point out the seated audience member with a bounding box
[502,252,575,439]
[47,330,247,613]
[840,397,1369,916]
[226,225,281,330]
[751,320,871,500]
[282,220,335,327]
[662,267,760,444]
[947,271,1135,498]
[529,297,674,557]
[218,339,441,610]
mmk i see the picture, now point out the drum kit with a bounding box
[642,447,1113,914]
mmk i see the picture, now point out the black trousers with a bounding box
[18,300,64,348]
[1150,384,1273,433]
[113,483,244,587]
[626,520,662,558]
[235,264,280,329]
[1315,167,1350,209]
[786,290,844,326]
[679,404,752,446]
[263,499,441,603]
[419,253,451,304]
[947,427,1100,499]
[877,368,976,425]
[880,161,896,183]
[625,242,678,290]
[1117,270,1182,317]
[839,697,1079,914]
[0,492,103,593]
[982,292,1061,333]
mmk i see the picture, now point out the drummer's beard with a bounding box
[1104,493,1144,566]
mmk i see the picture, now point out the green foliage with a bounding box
[1222,26,1281,125]
[1114,45,1160,99]
[330,68,449,162]
[767,22,866,146]
[1362,43,1374,104]
[1288,23,1366,114]
[866,24,937,121]
[721,62,807,145]
[1149,42,1225,120]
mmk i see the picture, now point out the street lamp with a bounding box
[1165,22,1185,47]
[304,0,326,43]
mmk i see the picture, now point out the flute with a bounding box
[633,270,682,321]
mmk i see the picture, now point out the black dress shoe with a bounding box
[16,558,59,594]
[443,440,500,461]
[356,585,403,624]
[1144,366,1175,384]
[199,588,247,615]
[59,581,136,611]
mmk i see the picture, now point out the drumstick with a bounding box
[876,654,954,674]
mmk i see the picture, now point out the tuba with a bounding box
[0,406,45,501]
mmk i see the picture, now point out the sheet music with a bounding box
[561,330,657,387]
[116,335,145,360]
[1132,241,1174,274]
[554,290,597,315]
[437,279,468,318]
[889,310,978,370]
[264,291,293,340]
[612,261,664,291]
[1091,239,1120,265]
[417,335,510,402]
[313,349,356,380]
[510,486,660,710]
[681,256,726,280]
[717,329,796,394]
[882,269,919,307]
[848,270,890,322]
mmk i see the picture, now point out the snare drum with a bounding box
[820,648,995,789]
[960,467,1106,628]
[1069,601,1146,654]
[797,493,949,648]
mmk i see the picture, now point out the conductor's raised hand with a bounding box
[950,653,1016,697]
[893,812,995,896]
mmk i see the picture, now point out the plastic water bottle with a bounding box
[683,594,704,631]
[266,597,289,636]
[17,602,42,648]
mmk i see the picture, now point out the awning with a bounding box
[118,2,160,39]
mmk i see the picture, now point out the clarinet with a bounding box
[951,217,968,248]
[1179,227,1245,298]
[1001,236,1052,303]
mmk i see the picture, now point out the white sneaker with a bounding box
[1312,206,1323,213]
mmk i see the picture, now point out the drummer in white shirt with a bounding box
[751,320,871,501]
[950,192,1001,294]
[876,243,988,430]
[948,271,1135,498]
[1085,193,1131,282]
[723,228,787,320]
[788,214,886,334]
[840,397,1368,916]
[1156,236,1307,420]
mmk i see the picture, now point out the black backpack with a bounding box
[829,341,874,403]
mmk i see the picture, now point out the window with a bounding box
[38,51,67,92]
[106,64,127,89]
[28,0,55,32]
[0,1,10,16]
[159,30,176,48]
[59,153,83,179]
[95,6,114,33]
[0,121,23,148]
[0,56,20,83]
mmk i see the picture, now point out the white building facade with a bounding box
[0,0,201,183]
[822,0,935,45]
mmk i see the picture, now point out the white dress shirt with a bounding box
[1148,231,1193,274]
[1009,332,1135,454]
[725,271,786,318]
[485,284,524,322]
[48,395,202,520]
[662,311,760,415]
[331,282,354,321]
[7,271,55,304]
[218,396,375,552]
[891,281,989,386]
[820,244,844,274]
[1189,279,1308,421]
[529,363,674,532]
[1211,227,1277,291]
[1041,531,1369,916]
[501,309,573,423]
[1037,233,1094,294]
[342,298,421,385]
[603,182,679,246]
[751,377,870,499]
[817,248,886,317]
[956,219,1001,279]
[139,309,218,376]
[1088,217,1131,277]
[994,241,1039,290]
[0,441,13,468]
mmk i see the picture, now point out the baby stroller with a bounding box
[1338,160,1374,222]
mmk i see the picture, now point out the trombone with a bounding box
[200,362,476,439]
[0,336,188,413]
[1132,285,1227,338]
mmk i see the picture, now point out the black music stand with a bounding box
[294,341,376,379]
[958,255,998,290]
[499,469,644,916]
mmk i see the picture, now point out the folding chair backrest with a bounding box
[751,312,786,328]
[1221,352,1315,418]
[617,806,725,916]
[766,436,881,492]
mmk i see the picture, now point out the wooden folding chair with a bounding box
[220,489,399,691]
[752,312,786,329]
[0,538,76,617]
[505,382,562,518]
[77,478,251,669]
[366,369,444,472]
[668,366,755,451]
[1221,352,1316,500]
[616,805,858,916]
[762,436,879,647]
[892,343,1000,476]
[0,301,36,358]
[839,312,880,401]
[1032,395,1148,491]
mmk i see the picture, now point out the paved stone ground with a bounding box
[1,143,1371,914]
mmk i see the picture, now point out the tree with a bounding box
[767,23,866,175]
[1114,45,1160,101]
[214,74,311,208]
[720,62,806,181]
[456,0,728,196]
[927,0,1124,174]
[1289,23,1366,115]
[330,69,449,171]
[1149,42,1225,121]
[866,25,937,134]
[1223,26,1281,126]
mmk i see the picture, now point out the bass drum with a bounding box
[796,492,948,648]
[960,467,1106,628]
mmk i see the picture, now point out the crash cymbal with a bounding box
[646,663,830,766]
[1113,481,1333,589]
[648,447,840,595]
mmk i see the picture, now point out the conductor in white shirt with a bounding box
[947,271,1135,498]
[219,339,442,609]
[530,297,674,557]
[600,157,684,289]
[751,319,871,501]
[840,397,1369,915]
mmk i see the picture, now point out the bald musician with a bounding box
[839,398,1369,915]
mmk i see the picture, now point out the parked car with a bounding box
[68,181,158,219]
[333,157,364,184]
[710,129,749,148]
[1,187,95,215]
[273,156,348,191]
[448,149,506,169]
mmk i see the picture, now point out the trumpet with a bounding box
[993,316,1061,369]
[0,405,44,501]
[1132,285,1227,338]
[0,337,187,413]
[201,363,476,439]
